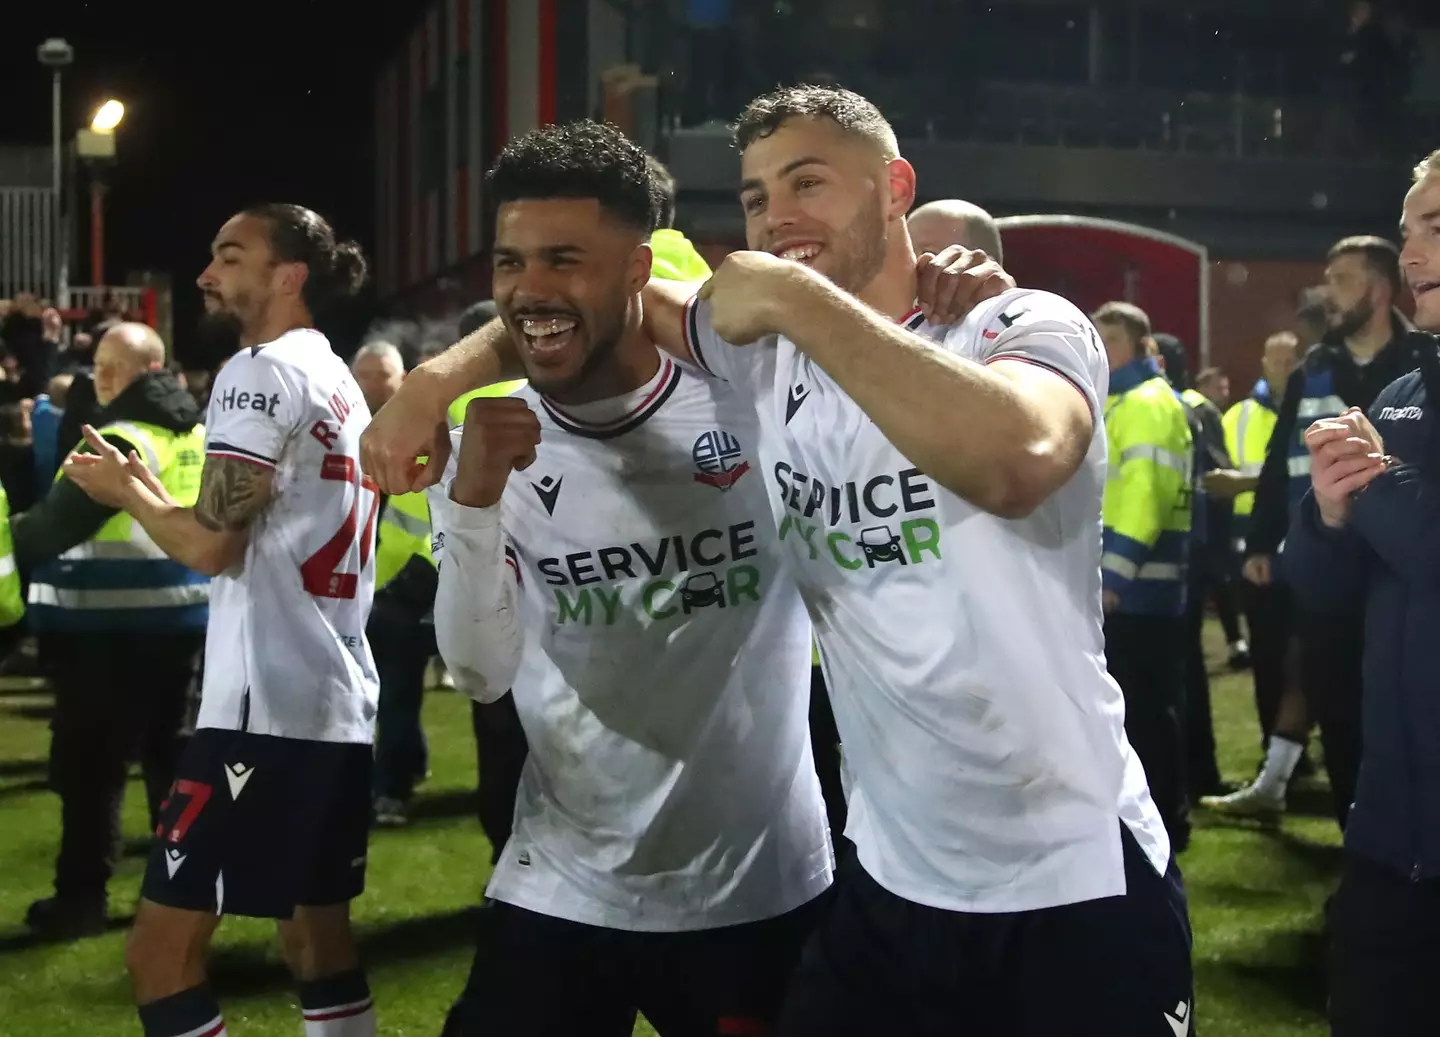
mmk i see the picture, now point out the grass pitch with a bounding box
[0,622,1337,1034]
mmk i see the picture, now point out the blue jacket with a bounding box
[30,395,63,486]
[1283,333,1440,878]
[1251,321,1417,568]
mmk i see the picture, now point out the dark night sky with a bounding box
[1,2,423,361]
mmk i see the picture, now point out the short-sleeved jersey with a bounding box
[429,355,831,931]
[196,329,380,744]
[683,287,1169,914]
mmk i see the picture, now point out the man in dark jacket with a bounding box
[15,323,208,940]
[1281,149,1440,1035]
[1155,334,1232,800]
[55,370,101,470]
[1232,236,1417,829]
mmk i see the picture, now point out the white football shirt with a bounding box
[684,288,1170,913]
[429,354,832,932]
[196,329,380,744]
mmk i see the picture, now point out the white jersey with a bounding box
[684,288,1169,914]
[429,355,831,932]
[196,329,380,744]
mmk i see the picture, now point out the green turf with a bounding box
[0,623,1336,1034]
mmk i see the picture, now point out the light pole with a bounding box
[37,38,74,306]
[79,100,123,286]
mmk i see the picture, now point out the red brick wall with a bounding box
[1206,259,1324,394]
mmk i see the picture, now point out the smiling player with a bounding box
[685,87,1191,1037]
[429,122,831,1037]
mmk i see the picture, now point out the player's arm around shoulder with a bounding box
[779,276,1094,519]
[362,317,528,495]
[967,289,1102,513]
[703,243,1086,517]
[641,276,706,368]
[427,397,539,702]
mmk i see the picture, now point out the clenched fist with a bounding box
[1243,555,1272,586]
[361,379,452,495]
[696,251,801,345]
[448,397,542,509]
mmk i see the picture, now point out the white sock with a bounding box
[1254,736,1303,796]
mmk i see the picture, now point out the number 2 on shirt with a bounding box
[301,454,380,599]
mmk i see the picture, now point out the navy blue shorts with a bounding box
[442,893,829,1037]
[141,728,372,919]
[776,825,1194,1036]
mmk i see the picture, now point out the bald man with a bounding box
[54,322,163,463]
[908,199,1004,264]
[93,322,166,407]
[14,321,211,941]
[352,340,406,414]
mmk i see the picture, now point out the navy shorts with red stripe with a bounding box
[141,728,372,919]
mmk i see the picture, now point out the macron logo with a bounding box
[1164,1000,1191,1036]
[225,762,255,800]
[785,384,811,424]
[530,475,562,517]
[1378,405,1423,420]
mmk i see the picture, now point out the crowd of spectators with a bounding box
[0,292,211,517]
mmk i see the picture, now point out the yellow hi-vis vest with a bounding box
[0,486,25,628]
[1180,388,1208,412]
[1222,396,1279,525]
[1102,360,1194,617]
[649,229,713,283]
[375,490,435,592]
[28,420,210,632]
[447,379,529,429]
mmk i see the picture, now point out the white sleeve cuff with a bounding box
[431,496,522,703]
[434,494,504,534]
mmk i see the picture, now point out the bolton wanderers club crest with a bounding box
[692,430,750,490]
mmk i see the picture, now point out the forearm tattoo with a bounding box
[194,457,270,532]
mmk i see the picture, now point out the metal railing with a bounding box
[0,188,58,301]
[64,285,143,314]
[59,286,156,332]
